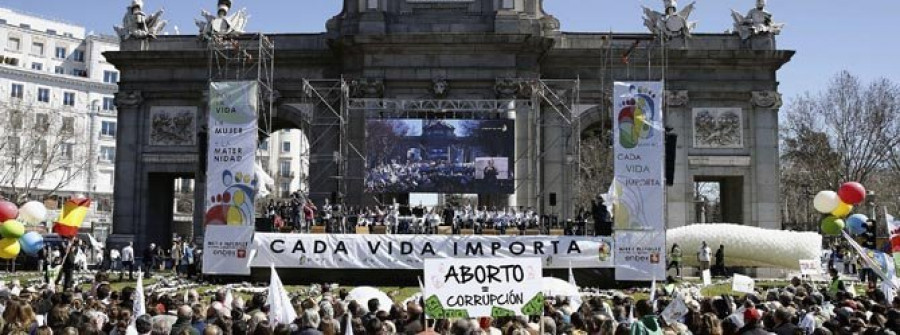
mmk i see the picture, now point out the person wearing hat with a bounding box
[737,306,768,335]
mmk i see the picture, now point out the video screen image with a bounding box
[365,118,515,194]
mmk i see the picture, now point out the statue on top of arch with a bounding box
[114,0,167,40]
[196,0,249,40]
[642,0,698,40]
[731,0,784,40]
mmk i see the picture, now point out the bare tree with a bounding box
[781,71,900,228]
[576,128,613,209]
[0,100,93,203]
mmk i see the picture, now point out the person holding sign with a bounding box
[630,299,662,335]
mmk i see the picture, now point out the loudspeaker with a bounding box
[665,128,678,186]
[549,193,557,207]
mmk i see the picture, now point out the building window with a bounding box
[60,143,74,160]
[281,141,291,153]
[280,181,291,198]
[7,37,20,51]
[103,71,118,83]
[97,198,112,212]
[34,114,49,131]
[100,121,117,137]
[279,160,292,178]
[5,137,19,153]
[31,62,42,71]
[72,50,84,62]
[99,146,115,162]
[10,83,23,99]
[54,66,64,74]
[19,24,30,29]
[72,69,87,77]
[55,46,66,59]
[10,113,22,129]
[37,88,49,103]
[102,97,115,111]
[259,141,268,151]
[30,42,43,56]
[36,140,48,157]
[367,0,378,9]
[501,0,514,9]
[63,92,75,106]
[46,29,57,35]
[61,117,74,133]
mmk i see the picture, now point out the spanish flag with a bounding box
[53,198,91,238]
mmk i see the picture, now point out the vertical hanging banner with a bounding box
[203,81,259,275]
[612,81,666,281]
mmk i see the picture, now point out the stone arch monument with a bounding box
[106,0,792,251]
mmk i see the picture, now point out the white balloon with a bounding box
[813,190,840,214]
[18,201,47,224]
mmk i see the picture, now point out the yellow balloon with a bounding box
[226,206,243,225]
[0,238,20,259]
[831,201,853,218]
[233,190,245,206]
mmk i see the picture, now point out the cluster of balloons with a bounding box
[0,201,48,259]
[813,182,868,236]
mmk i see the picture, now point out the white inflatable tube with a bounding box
[666,224,822,270]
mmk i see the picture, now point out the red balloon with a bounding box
[838,182,866,205]
[0,201,17,222]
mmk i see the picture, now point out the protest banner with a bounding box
[799,259,822,275]
[251,234,613,270]
[202,225,255,275]
[423,257,543,318]
[732,274,755,294]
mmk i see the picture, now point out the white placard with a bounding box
[732,274,756,294]
[660,293,689,324]
[202,225,255,275]
[251,234,614,270]
[799,259,822,275]
[423,257,543,318]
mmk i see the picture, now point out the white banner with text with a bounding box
[202,225,255,275]
[250,234,614,270]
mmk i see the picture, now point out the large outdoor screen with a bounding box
[365,118,515,194]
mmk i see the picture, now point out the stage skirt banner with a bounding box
[614,231,666,281]
[205,81,259,227]
[423,257,543,319]
[250,234,614,270]
[612,81,665,231]
[202,225,255,275]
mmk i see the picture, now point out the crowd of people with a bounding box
[365,161,480,194]
[2,260,899,335]
[262,199,605,236]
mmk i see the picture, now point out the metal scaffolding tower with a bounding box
[207,33,276,136]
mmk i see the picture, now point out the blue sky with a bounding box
[2,0,898,102]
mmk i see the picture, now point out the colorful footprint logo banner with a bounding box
[612,82,665,232]
[205,81,259,226]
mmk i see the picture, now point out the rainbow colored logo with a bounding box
[617,86,658,149]
[205,169,258,226]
